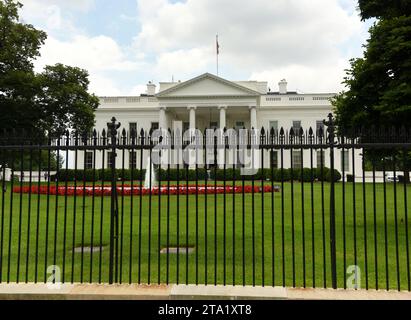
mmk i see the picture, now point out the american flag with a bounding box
[216,35,220,55]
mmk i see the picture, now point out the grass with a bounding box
[0,179,410,290]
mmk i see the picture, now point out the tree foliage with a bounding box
[358,0,411,20]
[37,64,99,136]
[0,0,98,137]
[333,0,411,180]
[333,16,411,131]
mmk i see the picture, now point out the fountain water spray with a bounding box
[144,156,157,189]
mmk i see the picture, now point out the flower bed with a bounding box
[13,185,281,196]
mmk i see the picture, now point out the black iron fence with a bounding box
[0,114,410,290]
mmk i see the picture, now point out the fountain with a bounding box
[144,156,158,189]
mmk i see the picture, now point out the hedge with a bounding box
[52,167,342,182]
[54,168,207,182]
[211,167,341,182]
[158,168,208,181]
[53,169,146,182]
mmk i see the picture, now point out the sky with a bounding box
[19,0,374,96]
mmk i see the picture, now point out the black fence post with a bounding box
[325,113,337,289]
[108,117,121,284]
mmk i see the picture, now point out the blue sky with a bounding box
[20,0,373,96]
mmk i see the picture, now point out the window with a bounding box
[234,122,244,135]
[106,126,112,137]
[270,151,278,168]
[316,120,324,136]
[129,151,137,169]
[151,122,159,132]
[269,120,278,138]
[317,150,325,169]
[85,152,93,169]
[235,121,245,128]
[183,122,190,133]
[210,122,218,130]
[291,150,302,168]
[341,150,350,172]
[107,151,113,169]
[269,121,278,131]
[292,121,302,143]
[129,122,137,133]
[292,121,301,131]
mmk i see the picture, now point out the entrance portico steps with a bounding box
[0,284,410,300]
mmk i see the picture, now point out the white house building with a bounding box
[90,73,362,176]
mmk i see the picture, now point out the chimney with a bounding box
[279,79,287,94]
[147,81,156,96]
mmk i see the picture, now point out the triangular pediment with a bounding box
[156,73,260,98]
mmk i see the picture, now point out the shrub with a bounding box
[100,169,125,181]
[119,169,131,181]
[158,168,207,181]
[77,169,100,181]
[297,168,315,182]
[260,168,272,180]
[315,167,330,181]
[56,169,75,181]
[325,168,342,182]
[134,169,146,181]
[272,168,291,182]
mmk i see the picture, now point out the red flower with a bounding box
[13,183,280,196]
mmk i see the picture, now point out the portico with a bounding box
[155,73,261,132]
[158,104,256,132]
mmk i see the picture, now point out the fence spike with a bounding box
[270,127,275,137]
[318,126,324,137]
[308,127,313,136]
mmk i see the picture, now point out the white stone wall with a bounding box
[84,75,360,174]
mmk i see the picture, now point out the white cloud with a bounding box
[133,0,368,92]
[35,35,141,73]
[129,84,148,95]
[18,0,370,95]
[20,0,95,13]
[18,1,149,96]
[33,35,146,96]
[88,74,123,96]
[250,59,350,94]
[153,47,213,81]
[19,1,85,37]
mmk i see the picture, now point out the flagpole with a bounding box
[216,34,219,76]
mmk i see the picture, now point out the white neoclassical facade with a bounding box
[92,73,361,176]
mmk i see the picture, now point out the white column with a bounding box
[188,105,197,129]
[159,105,167,129]
[218,105,227,129]
[187,105,197,169]
[249,105,259,171]
[249,105,257,129]
[217,105,228,169]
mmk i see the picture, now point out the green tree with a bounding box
[0,0,99,170]
[0,0,98,136]
[333,0,411,182]
[0,0,46,134]
[38,64,99,136]
[358,0,411,20]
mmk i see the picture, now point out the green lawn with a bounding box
[0,180,410,290]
